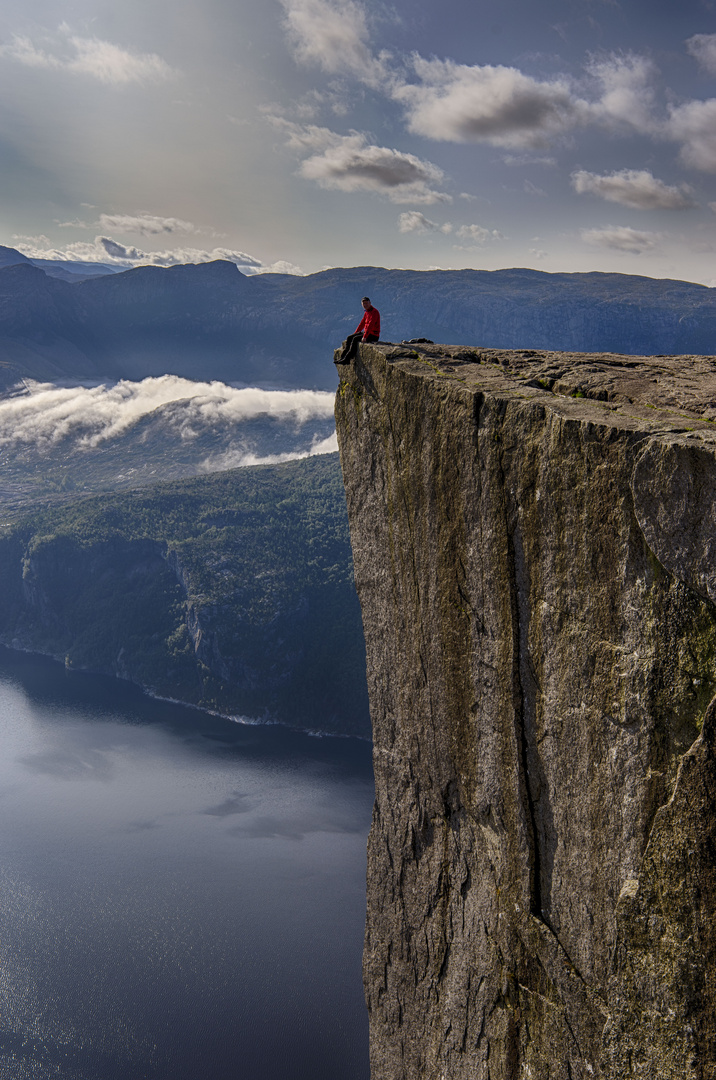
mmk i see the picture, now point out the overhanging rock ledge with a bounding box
[335,342,716,1080]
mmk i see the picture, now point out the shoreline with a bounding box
[0,639,371,743]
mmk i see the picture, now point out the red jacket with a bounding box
[355,306,380,339]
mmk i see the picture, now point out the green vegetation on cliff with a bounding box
[0,453,369,736]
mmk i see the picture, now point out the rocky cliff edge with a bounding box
[335,342,716,1080]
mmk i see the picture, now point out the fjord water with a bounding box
[0,646,372,1080]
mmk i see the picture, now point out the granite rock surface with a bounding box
[335,343,716,1079]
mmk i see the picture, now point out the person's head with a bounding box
[361,296,371,310]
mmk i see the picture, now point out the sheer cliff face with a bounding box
[335,343,716,1080]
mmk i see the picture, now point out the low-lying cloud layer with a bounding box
[0,377,336,454]
[14,235,303,275]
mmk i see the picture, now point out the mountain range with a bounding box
[0,244,121,282]
[1,248,716,392]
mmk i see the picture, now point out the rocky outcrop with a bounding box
[335,343,716,1079]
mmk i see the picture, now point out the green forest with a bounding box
[0,453,369,736]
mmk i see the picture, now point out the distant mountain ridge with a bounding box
[0,244,121,282]
[1,254,716,391]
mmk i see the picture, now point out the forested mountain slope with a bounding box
[0,453,368,736]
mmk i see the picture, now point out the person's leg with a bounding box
[336,332,362,363]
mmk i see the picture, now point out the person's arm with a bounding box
[355,313,367,334]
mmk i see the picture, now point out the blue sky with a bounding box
[3,0,716,283]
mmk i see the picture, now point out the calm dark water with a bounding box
[0,646,373,1080]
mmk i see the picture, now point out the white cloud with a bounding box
[300,138,449,202]
[276,122,450,203]
[12,233,51,247]
[98,237,143,261]
[64,35,172,84]
[571,169,696,209]
[686,33,716,74]
[666,98,716,172]
[0,29,172,86]
[204,431,338,472]
[98,213,196,236]
[397,211,452,233]
[270,119,340,153]
[13,236,303,275]
[581,225,661,254]
[278,0,388,87]
[274,0,670,163]
[587,53,658,134]
[455,224,505,244]
[398,211,437,232]
[0,378,335,452]
[393,57,585,148]
[260,260,308,275]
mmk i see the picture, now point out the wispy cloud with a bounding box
[571,169,696,210]
[97,213,196,236]
[581,225,661,254]
[55,212,199,238]
[0,378,336,451]
[397,211,504,245]
[587,53,659,135]
[455,224,505,244]
[0,28,173,86]
[523,179,548,197]
[204,431,338,472]
[278,0,389,88]
[397,211,452,233]
[686,33,716,74]
[666,98,716,173]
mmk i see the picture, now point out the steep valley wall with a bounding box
[335,343,716,1079]
[0,456,369,737]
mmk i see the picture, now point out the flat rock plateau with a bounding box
[335,342,716,1080]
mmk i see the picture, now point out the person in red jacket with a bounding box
[335,297,380,364]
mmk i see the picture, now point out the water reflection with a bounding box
[0,646,373,1080]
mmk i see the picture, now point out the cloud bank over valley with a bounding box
[0,377,337,514]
